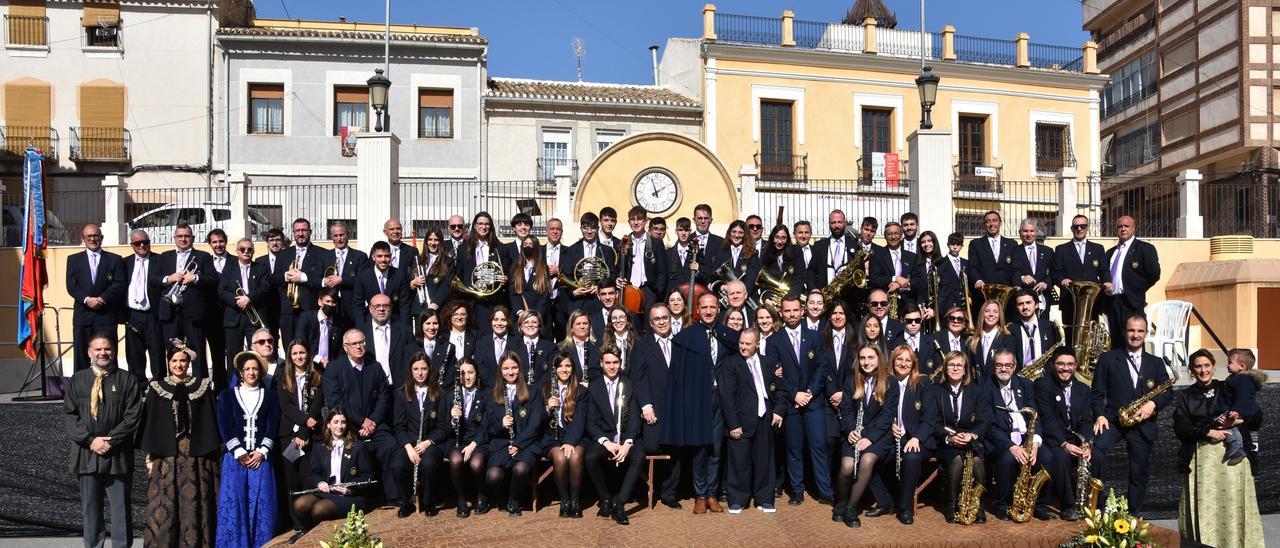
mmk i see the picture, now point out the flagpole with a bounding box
[15,149,58,402]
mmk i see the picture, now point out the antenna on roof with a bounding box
[572,37,585,82]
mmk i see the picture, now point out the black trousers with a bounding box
[162,313,207,378]
[893,447,931,512]
[79,472,132,548]
[726,414,774,508]
[389,444,445,508]
[989,444,1053,509]
[206,308,227,386]
[124,309,164,379]
[1090,425,1154,513]
[586,442,646,506]
[279,312,299,353]
[1044,445,1079,509]
[642,421,680,504]
[74,315,118,372]
[276,436,310,530]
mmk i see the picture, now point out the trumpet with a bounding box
[285,257,301,309]
[163,256,199,305]
[235,282,264,328]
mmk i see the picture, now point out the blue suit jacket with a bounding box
[1090,349,1172,441]
[767,327,829,414]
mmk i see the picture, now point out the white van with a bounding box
[128,202,272,243]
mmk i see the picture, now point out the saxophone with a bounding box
[1017,322,1065,381]
[819,245,872,303]
[956,446,985,525]
[1070,430,1104,515]
[1118,368,1177,428]
[1009,407,1051,523]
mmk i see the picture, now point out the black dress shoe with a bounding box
[661,499,682,510]
[774,487,783,498]
[1034,507,1057,521]
[397,505,414,518]
[843,512,861,528]
[832,503,847,522]
[457,504,471,518]
[788,494,804,506]
[424,506,438,517]
[975,509,987,524]
[612,506,630,525]
[597,501,613,517]
[865,505,894,518]
[475,498,491,515]
[507,500,522,516]
[1061,508,1081,522]
[572,501,584,518]
[944,511,956,524]
[896,511,914,525]
[815,496,833,506]
[559,504,570,518]
[287,530,307,544]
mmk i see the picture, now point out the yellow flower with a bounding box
[1114,518,1131,534]
[1085,535,1100,544]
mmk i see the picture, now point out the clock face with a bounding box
[633,169,679,214]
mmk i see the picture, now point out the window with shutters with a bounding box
[540,128,571,181]
[417,89,452,138]
[759,100,794,180]
[957,115,987,175]
[7,0,48,46]
[3,83,53,157]
[74,84,128,160]
[81,0,120,48]
[860,107,892,179]
[333,86,369,135]
[248,84,284,134]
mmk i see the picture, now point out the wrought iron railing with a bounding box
[1028,43,1083,71]
[952,34,1018,66]
[70,127,131,161]
[1101,83,1158,119]
[4,15,47,46]
[855,155,909,186]
[0,126,59,160]
[714,13,781,45]
[952,163,1004,193]
[755,151,807,183]
[535,157,579,184]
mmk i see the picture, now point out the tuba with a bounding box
[981,283,1017,312]
[451,260,503,298]
[820,245,872,303]
[1067,281,1109,384]
[756,266,792,313]
[1009,407,1051,523]
[1017,321,1065,381]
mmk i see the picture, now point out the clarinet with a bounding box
[615,380,625,467]
[549,382,563,442]
[895,421,903,480]
[851,397,865,479]
[504,392,516,445]
[452,361,463,441]
[412,390,426,509]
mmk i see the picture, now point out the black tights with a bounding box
[836,453,879,511]
[448,448,487,504]
[945,454,986,510]
[548,445,585,503]
[291,495,339,531]
[486,461,532,504]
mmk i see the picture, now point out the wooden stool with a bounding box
[913,456,939,509]
[646,454,671,509]
[531,457,554,511]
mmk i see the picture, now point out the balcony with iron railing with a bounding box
[855,155,909,186]
[4,15,48,47]
[754,151,807,184]
[1101,82,1157,119]
[70,127,131,162]
[535,157,579,190]
[0,127,59,160]
[1097,13,1154,61]
[711,11,1093,74]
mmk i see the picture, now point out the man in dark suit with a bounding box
[295,289,342,367]
[442,214,467,270]
[1011,219,1054,320]
[1051,215,1109,347]
[1034,348,1093,521]
[543,218,569,339]
[619,206,670,324]
[204,229,233,385]
[632,303,681,508]
[661,292,739,514]
[322,222,368,332]
[792,221,817,284]
[722,327,786,513]
[560,212,617,313]
[154,224,216,377]
[967,211,1019,320]
[888,308,927,357]
[584,347,645,525]
[217,237,271,385]
[353,241,412,326]
[253,228,286,343]
[868,222,918,308]
[322,328,399,502]
[938,232,969,316]
[382,218,420,273]
[120,229,164,379]
[271,219,330,346]
[807,210,858,300]
[986,349,1054,521]
[362,294,414,388]
[691,203,725,259]
[768,295,832,505]
[1089,315,1172,513]
[1010,289,1060,372]
[66,223,126,371]
[667,217,698,293]
[866,288,905,343]
[1104,216,1161,345]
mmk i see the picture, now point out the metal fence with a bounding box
[1201,179,1280,238]
[0,189,102,247]
[952,34,1018,66]
[399,180,551,239]
[1099,178,1179,238]
[1028,43,1084,71]
[755,179,912,238]
[247,182,356,241]
[70,127,131,161]
[121,186,230,244]
[714,13,781,46]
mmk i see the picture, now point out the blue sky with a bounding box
[256,0,1092,85]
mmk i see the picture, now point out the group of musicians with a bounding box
[64,203,1172,535]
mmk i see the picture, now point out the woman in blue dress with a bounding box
[216,351,279,547]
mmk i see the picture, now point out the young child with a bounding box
[1216,348,1265,465]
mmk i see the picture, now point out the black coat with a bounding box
[1007,317,1061,368]
[153,249,216,319]
[119,253,163,319]
[322,355,391,429]
[274,371,323,440]
[270,245,331,313]
[309,439,374,487]
[538,382,588,446]
[138,377,221,458]
[295,311,342,364]
[388,241,420,274]
[328,246,370,326]
[473,331,521,389]
[985,377,1040,453]
[937,254,969,315]
[217,261,272,328]
[618,234,670,297]
[360,320,416,388]
[720,354,786,438]
[1034,375,1093,449]
[807,233,858,289]
[513,337,558,389]
[560,239,617,309]
[661,322,739,446]
[868,245,920,299]
[67,249,126,325]
[924,330,967,376]
[1105,238,1161,310]
[1010,242,1054,292]
[839,378,899,453]
[631,334,673,418]
[421,337,458,391]
[966,235,1019,287]
[392,388,449,447]
[934,381,992,456]
[966,329,1019,382]
[483,389,545,453]
[443,387,488,447]
[894,377,939,452]
[586,376,641,445]
[1051,239,1109,285]
[1090,349,1172,442]
[562,338,602,385]
[353,266,412,326]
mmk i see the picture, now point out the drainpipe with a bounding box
[649,45,660,86]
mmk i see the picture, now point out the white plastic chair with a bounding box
[1146,300,1194,377]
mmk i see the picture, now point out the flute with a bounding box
[291,479,379,496]
[615,384,625,467]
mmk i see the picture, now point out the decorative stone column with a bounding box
[356,132,401,246]
[907,129,954,233]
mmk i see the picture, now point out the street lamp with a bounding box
[915,66,939,130]
[367,68,391,132]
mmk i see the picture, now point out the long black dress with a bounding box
[139,376,221,547]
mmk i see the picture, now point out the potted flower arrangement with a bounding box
[1061,489,1157,547]
[319,506,383,548]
